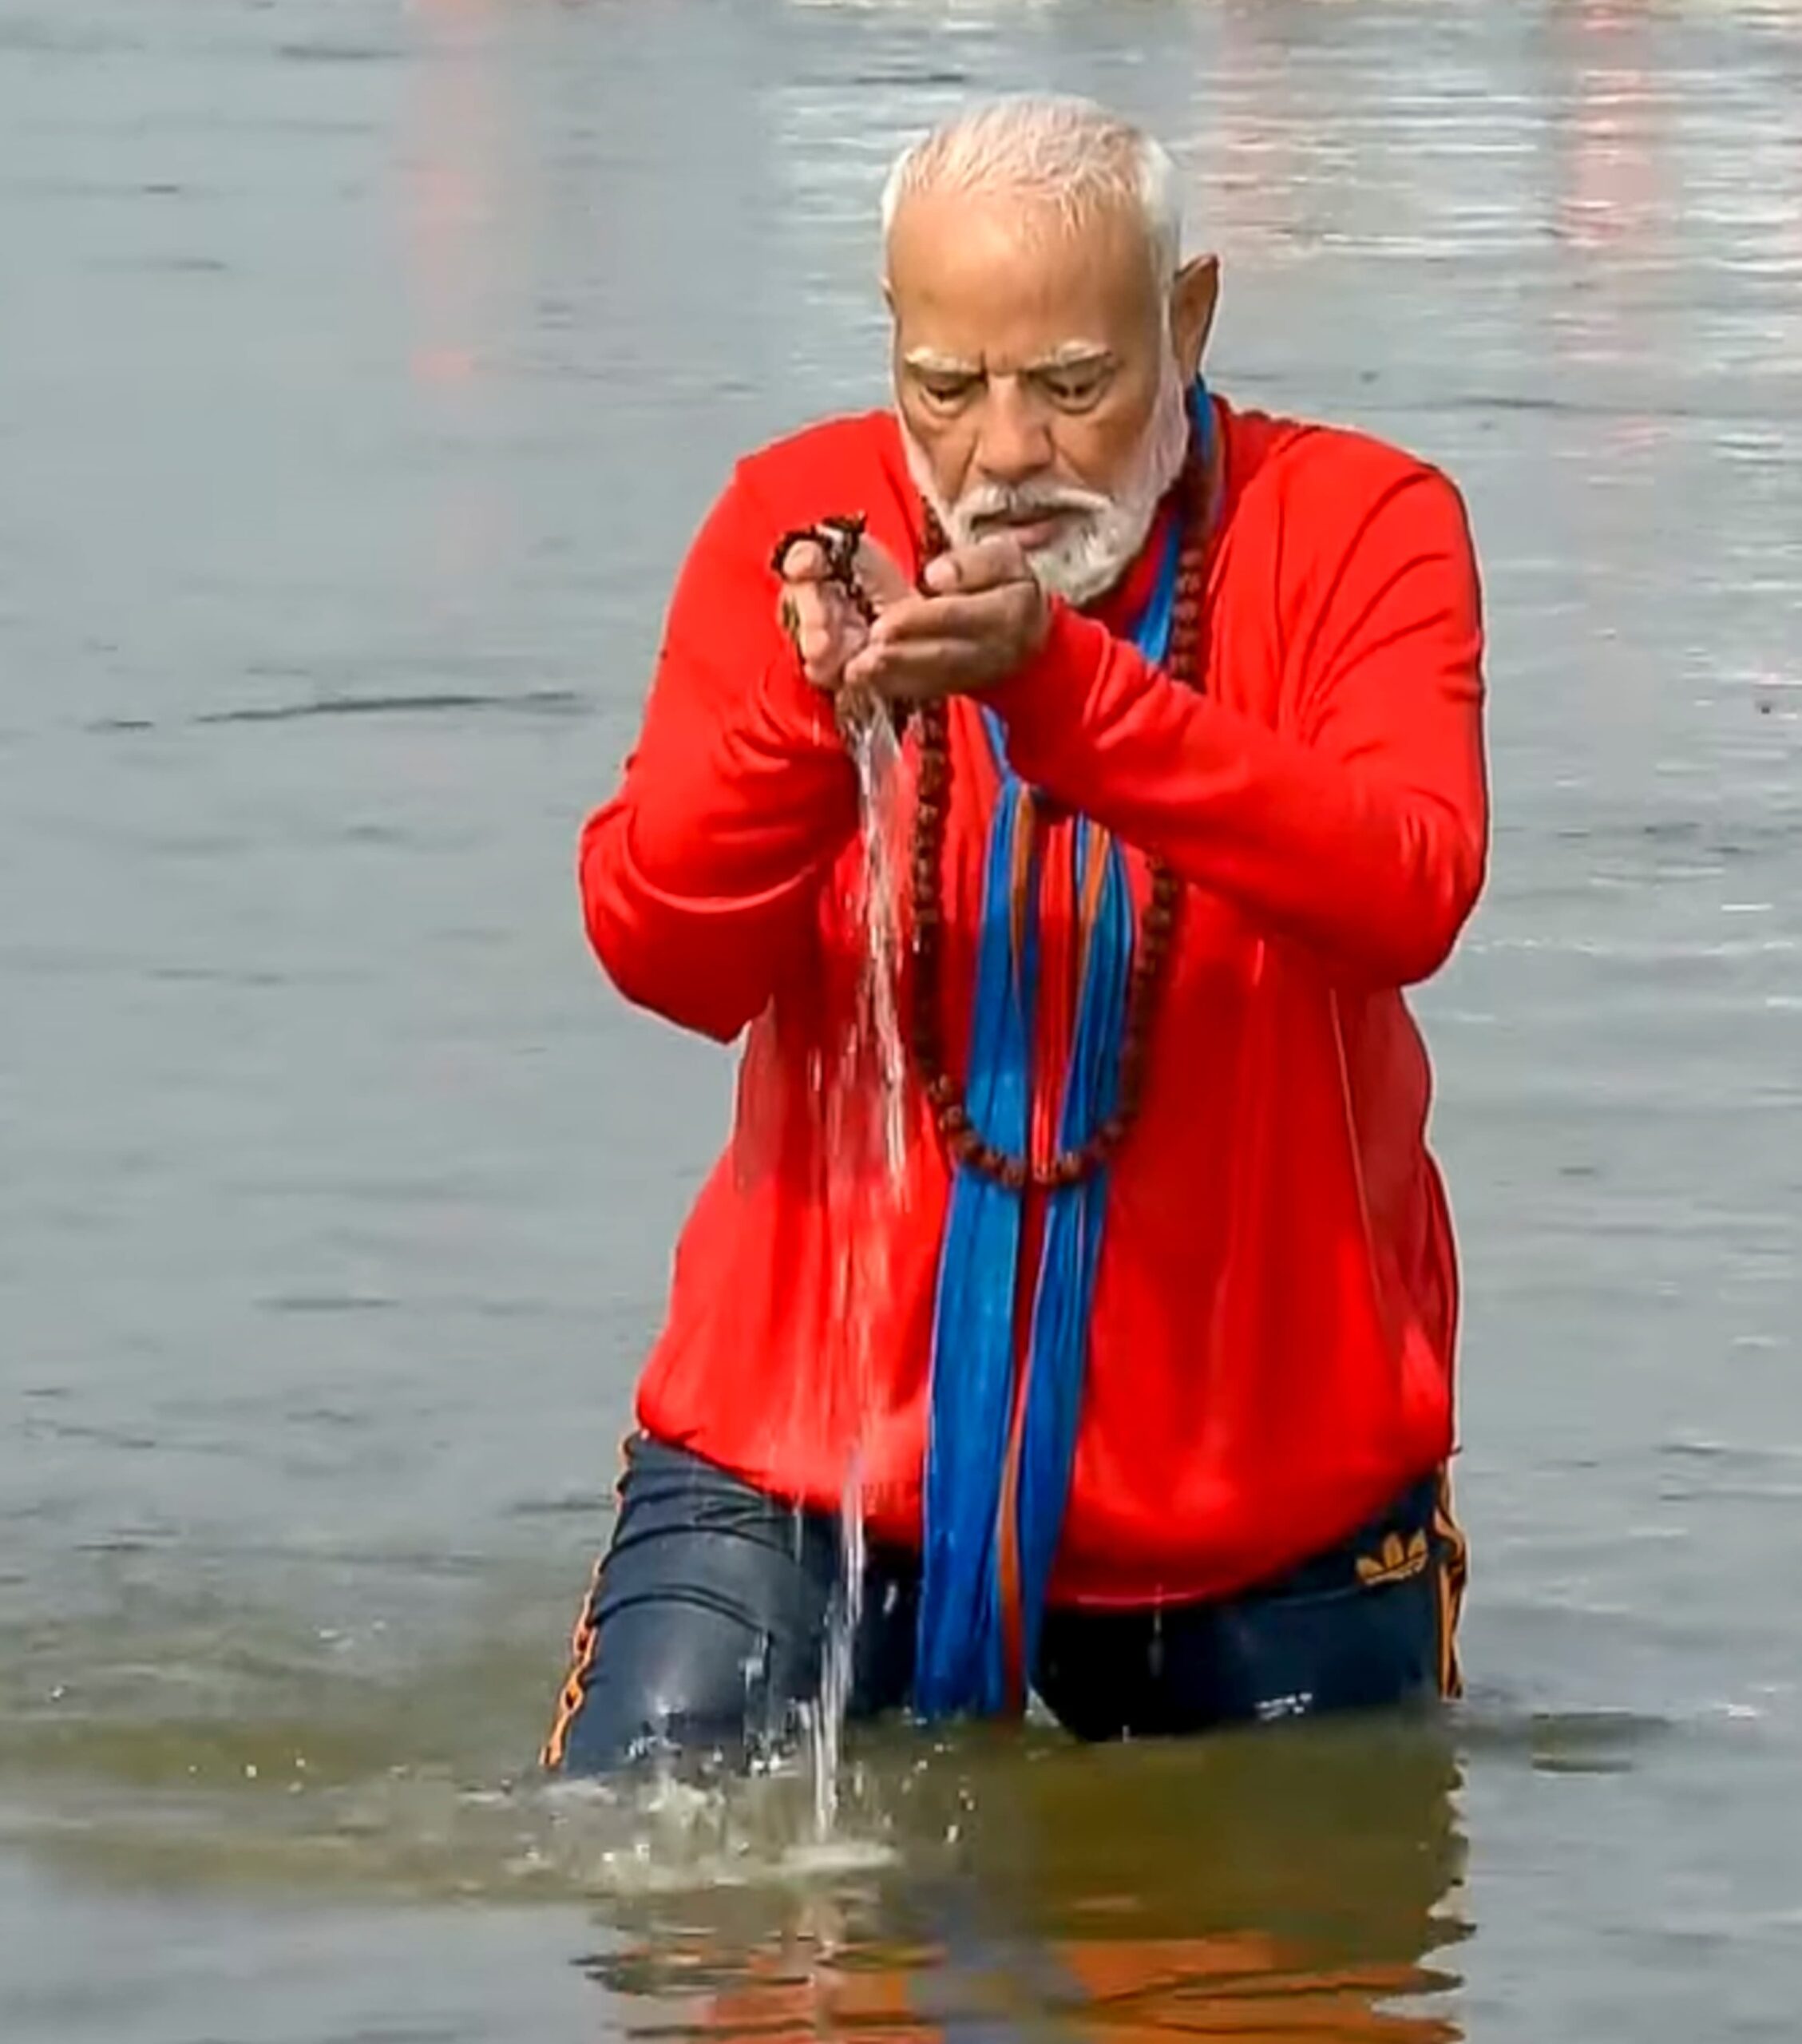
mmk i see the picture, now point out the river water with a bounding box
[3,0,1800,2037]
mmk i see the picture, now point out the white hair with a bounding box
[879,94,1182,285]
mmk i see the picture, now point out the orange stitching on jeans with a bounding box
[540,1433,636,1769]
[1432,1467,1470,1700]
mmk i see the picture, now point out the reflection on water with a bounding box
[2,1555,1692,2044]
[586,1728,1467,2044]
[0,1519,1507,2042]
[10,1660,1472,2042]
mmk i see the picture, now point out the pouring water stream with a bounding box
[809,690,909,1839]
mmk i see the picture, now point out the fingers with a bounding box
[778,528,914,615]
[841,552,1047,699]
[779,578,869,688]
[851,533,916,611]
[921,536,1034,596]
[775,521,972,691]
[781,577,843,647]
[778,538,830,584]
[842,639,965,700]
[798,600,858,683]
[796,609,842,680]
[867,588,1024,648]
[782,533,907,602]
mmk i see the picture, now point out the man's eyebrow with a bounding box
[902,347,981,375]
[1027,342,1115,373]
[901,343,1115,378]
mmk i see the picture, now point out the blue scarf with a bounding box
[913,383,1213,1719]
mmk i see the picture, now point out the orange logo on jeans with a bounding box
[1356,1530,1430,1587]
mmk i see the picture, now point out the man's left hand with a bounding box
[841,537,1051,703]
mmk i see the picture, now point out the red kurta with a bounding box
[579,397,1489,1608]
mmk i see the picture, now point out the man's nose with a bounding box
[973,378,1054,488]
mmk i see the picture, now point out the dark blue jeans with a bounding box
[542,1434,1467,1775]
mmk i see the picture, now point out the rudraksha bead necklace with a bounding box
[909,443,1211,1191]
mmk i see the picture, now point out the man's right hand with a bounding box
[775,531,913,692]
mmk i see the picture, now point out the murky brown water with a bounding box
[4,2,1801,2038]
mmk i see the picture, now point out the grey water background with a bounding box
[3,0,1800,2037]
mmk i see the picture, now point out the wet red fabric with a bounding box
[577,398,1488,1608]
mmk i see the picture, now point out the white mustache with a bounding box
[958,484,1109,526]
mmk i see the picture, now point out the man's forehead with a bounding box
[886,190,1161,356]
[889,187,1155,288]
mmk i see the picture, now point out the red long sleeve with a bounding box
[590,403,1484,1611]
[986,461,1488,985]
[578,465,860,1042]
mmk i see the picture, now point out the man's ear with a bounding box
[1170,254,1221,381]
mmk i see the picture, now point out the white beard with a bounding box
[901,348,1192,608]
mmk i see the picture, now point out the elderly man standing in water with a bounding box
[543,96,1487,1773]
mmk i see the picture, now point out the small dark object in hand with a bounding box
[770,513,909,738]
[770,515,877,624]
